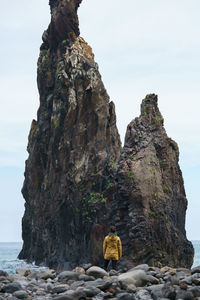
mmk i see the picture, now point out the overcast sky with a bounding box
[0,0,199,242]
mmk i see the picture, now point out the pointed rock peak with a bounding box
[44,0,83,49]
[49,0,82,11]
[140,94,164,127]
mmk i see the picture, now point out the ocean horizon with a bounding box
[0,241,199,274]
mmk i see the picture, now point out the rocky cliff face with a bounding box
[113,94,194,268]
[19,0,121,268]
[19,1,193,268]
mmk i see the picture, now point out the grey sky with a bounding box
[0,0,199,242]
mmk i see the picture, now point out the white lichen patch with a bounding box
[68,88,77,108]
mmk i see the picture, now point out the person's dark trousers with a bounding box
[112,260,117,270]
[104,259,109,270]
[104,259,117,270]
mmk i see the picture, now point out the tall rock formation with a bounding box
[113,94,194,268]
[19,0,121,268]
[19,1,193,269]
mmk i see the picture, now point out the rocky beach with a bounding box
[2,264,200,299]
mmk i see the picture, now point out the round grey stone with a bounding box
[58,271,79,282]
[51,284,69,294]
[2,281,23,293]
[83,286,101,297]
[86,266,108,278]
[13,290,28,299]
[117,292,136,300]
[0,270,8,277]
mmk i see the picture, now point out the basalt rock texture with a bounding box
[113,94,194,268]
[19,0,193,269]
[44,0,82,49]
[19,0,121,268]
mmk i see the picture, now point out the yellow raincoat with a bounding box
[103,234,122,260]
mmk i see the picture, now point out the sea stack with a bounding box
[18,0,121,268]
[113,94,194,268]
[19,1,193,269]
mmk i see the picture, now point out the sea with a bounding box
[0,241,200,274]
[0,242,47,274]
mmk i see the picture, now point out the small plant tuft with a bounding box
[149,211,156,217]
[163,186,169,193]
[129,170,134,179]
[155,115,162,122]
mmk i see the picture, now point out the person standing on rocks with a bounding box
[103,226,122,270]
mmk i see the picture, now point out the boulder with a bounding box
[176,268,191,276]
[192,273,200,280]
[54,287,86,300]
[135,289,152,300]
[78,274,95,281]
[161,283,176,299]
[118,270,147,287]
[85,279,112,291]
[180,276,193,285]
[58,271,79,282]
[176,290,194,300]
[146,284,164,300]
[116,293,136,300]
[130,264,149,272]
[51,284,69,294]
[0,276,10,284]
[70,280,85,290]
[189,286,200,298]
[0,270,8,277]
[13,290,29,299]
[86,266,108,278]
[126,284,136,293]
[37,269,56,280]
[193,278,200,285]
[83,286,101,297]
[150,288,163,300]
[146,274,160,284]
[191,266,200,275]
[2,281,23,293]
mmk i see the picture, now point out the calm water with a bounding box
[0,241,199,274]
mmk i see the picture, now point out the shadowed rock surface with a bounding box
[44,0,83,49]
[19,0,193,269]
[113,94,194,268]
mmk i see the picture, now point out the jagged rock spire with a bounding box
[113,94,194,268]
[43,0,83,49]
[19,0,121,268]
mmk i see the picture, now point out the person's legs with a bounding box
[104,259,109,270]
[111,260,117,270]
